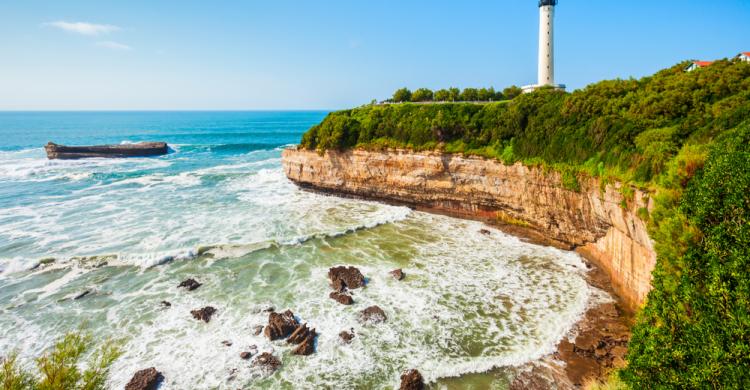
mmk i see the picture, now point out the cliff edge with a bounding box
[282,147,655,312]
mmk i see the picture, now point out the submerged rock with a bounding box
[190,306,216,323]
[328,266,366,291]
[389,269,404,281]
[360,306,387,324]
[399,369,424,390]
[339,329,355,344]
[253,352,281,373]
[222,340,232,347]
[73,290,91,300]
[125,367,163,390]
[253,325,264,335]
[264,310,299,340]
[287,323,317,356]
[178,278,202,291]
[329,291,354,305]
[240,351,253,360]
[479,228,491,235]
[160,300,172,308]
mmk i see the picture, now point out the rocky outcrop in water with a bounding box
[287,323,317,355]
[389,269,404,281]
[399,369,425,390]
[178,278,202,291]
[190,306,216,322]
[125,367,163,390]
[339,329,355,344]
[253,352,281,373]
[329,291,354,305]
[283,148,656,312]
[328,266,366,291]
[360,305,387,324]
[264,310,299,340]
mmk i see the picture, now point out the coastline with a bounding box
[282,146,652,386]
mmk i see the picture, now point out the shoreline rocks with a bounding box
[178,278,202,291]
[190,306,216,323]
[264,310,299,340]
[339,329,355,344]
[360,306,387,324]
[125,367,163,390]
[329,291,354,305]
[253,352,281,374]
[287,323,317,356]
[399,369,425,390]
[389,269,404,281]
[328,266,366,291]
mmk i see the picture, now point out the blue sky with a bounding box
[1,0,748,110]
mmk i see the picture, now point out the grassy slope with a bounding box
[299,60,750,387]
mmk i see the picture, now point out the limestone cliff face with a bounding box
[282,147,656,311]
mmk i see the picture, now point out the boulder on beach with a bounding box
[287,323,317,356]
[178,278,202,291]
[399,369,425,390]
[125,367,163,390]
[328,266,366,291]
[264,310,299,340]
[360,305,387,324]
[389,269,404,281]
[190,306,216,323]
[329,291,354,305]
[253,352,281,374]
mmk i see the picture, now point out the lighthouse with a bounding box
[523,0,565,92]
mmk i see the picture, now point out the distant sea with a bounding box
[0,111,602,388]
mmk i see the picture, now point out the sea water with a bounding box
[0,112,604,389]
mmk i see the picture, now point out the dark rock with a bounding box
[190,306,216,323]
[286,323,317,355]
[73,290,91,300]
[45,141,168,160]
[240,351,252,360]
[479,228,491,235]
[399,369,424,390]
[125,367,163,390]
[178,278,202,291]
[360,306,387,324]
[262,306,275,313]
[160,300,171,308]
[389,269,404,281]
[222,340,232,347]
[328,266,365,291]
[339,329,355,344]
[253,325,264,335]
[252,352,281,373]
[264,310,298,340]
[329,291,354,305]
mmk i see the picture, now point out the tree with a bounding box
[503,85,523,100]
[434,89,450,102]
[448,87,461,102]
[411,88,434,102]
[392,88,412,103]
[460,88,479,101]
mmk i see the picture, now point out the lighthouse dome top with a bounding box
[539,0,557,6]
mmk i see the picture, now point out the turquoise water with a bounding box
[0,112,601,389]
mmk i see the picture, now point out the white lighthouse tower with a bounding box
[523,0,565,92]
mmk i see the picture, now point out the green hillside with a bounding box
[299,59,750,387]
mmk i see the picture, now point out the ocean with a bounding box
[0,111,603,388]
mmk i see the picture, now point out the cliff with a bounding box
[282,147,656,312]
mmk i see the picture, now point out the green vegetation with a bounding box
[0,332,121,390]
[387,86,521,103]
[301,59,750,387]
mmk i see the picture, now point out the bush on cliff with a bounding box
[299,59,750,387]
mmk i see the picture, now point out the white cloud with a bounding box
[45,21,120,35]
[96,41,132,51]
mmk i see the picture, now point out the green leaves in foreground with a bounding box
[0,332,121,390]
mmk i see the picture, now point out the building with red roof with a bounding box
[685,60,715,72]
